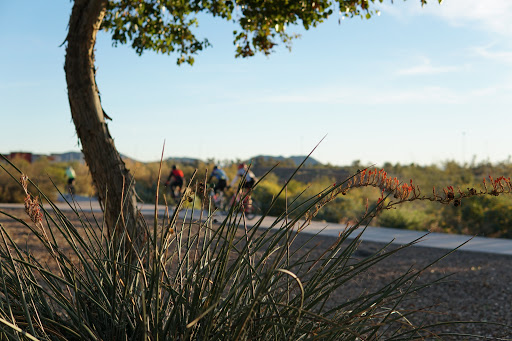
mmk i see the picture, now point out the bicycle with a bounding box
[230,189,258,220]
[67,178,76,197]
[243,196,258,220]
[208,186,228,214]
[164,182,183,203]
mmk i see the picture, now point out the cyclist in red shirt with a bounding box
[165,165,184,199]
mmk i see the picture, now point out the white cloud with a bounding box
[250,85,463,105]
[424,0,512,35]
[470,87,499,97]
[366,86,462,104]
[472,44,512,64]
[397,57,462,76]
[379,0,512,36]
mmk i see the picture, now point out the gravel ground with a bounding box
[1,207,511,340]
[289,232,512,340]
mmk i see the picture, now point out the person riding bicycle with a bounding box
[207,166,229,211]
[208,165,229,195]
[230,163,257,215]
[165,165,184,199]
[230,163,257,191]
[65,166,76,196]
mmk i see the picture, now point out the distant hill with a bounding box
[164,157,202,164]
[4,150,324,172]
[246,155,345,184]
[250,155,321,167]
[49,151,84,163]
[288,155,321,166]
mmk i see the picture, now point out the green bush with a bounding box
[252,177,286,216]
[439,195,512,238]
[0,159,486,340]
[482,197,512,238]
[0,157,95,202]
[377,208,430,231]
[1,158,511,339]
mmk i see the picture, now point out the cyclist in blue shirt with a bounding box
[208,166,229,194]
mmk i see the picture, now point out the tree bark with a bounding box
[64,0,141,243]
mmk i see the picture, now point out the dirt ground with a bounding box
[0,207,510,340]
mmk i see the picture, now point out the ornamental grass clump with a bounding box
[0,155,510,340]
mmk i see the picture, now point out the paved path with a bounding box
[1,198,511,256]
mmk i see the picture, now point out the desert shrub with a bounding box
[311,195,361,224]
[252,176,286,216]
[439,195,512,238]
[377,207,430,231]
[0,158,30,202]
[0,158,511,339]
[251,173,307,217]
[253,175,370,224]
[482,196,512,238]
[0,157,94,202]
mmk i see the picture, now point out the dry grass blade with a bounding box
[0,159,508,340]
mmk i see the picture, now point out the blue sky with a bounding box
[1,0,512,166]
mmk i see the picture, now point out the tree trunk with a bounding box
[64,0,141,244]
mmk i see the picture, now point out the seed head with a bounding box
[20,175,43,226]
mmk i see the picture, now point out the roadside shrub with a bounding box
[252,177,286,216]
[440,195,512,238]
[0,158,510,339]
[483,196,512,238]
[377,207,430,231]
[0,158,29,202]
[0,156,94,202]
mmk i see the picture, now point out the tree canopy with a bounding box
[100,0,440,64]
[64,0,441,238]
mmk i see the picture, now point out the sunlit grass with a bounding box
[0,155,505,340]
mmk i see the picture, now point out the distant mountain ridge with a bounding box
[250,155,321,167]
[50,151,84,162]
[3,151,321,167]
[163,155,321,167]
[164,157,202,164]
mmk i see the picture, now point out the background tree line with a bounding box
[2,156,511,239]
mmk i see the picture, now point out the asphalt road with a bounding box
[1,197,511,256]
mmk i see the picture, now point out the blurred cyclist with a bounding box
[230,163,257,215]
[165,165,184,200]
[208,165,229,194]
[65,166,76,196]
[230,163,257,190]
